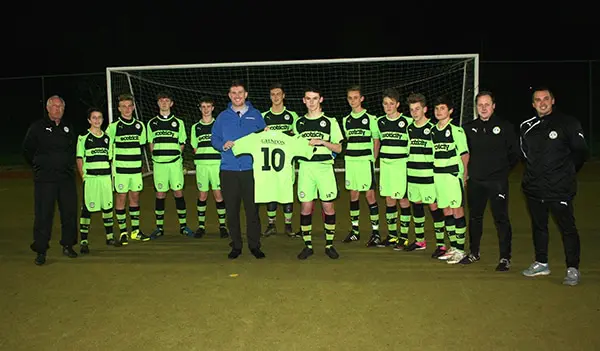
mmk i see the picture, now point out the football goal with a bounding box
[106,54,479,175]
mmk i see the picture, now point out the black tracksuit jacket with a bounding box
[22,116,77,182]
[464,114,520,181]
[519,110,588,201]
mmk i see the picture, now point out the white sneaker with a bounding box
[563,267,580,286]
[522,261,551,277]
[447,250,467,264]
[438,247,456,261]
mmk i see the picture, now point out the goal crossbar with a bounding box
[106,54,480,72]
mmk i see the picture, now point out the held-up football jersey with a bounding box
[232,130,315,203]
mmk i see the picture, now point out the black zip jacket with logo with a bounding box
[519,110,588,201]
[22,116,77,182]
[463,114,519,181]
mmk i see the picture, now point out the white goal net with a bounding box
[106,54,479,174]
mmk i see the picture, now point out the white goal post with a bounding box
[106,54,479,175]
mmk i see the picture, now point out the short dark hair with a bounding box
[87,107,103,119]
[475,90,495,104]
[156,90,173,100]
[199,96,214,105]
[346,84,362,94]
[230,79,246,91]
[304,86,322,97]
[269,82,284,92]
[531,86,554,102]
[406,92,427,107]
[118,93,135,103]
[433,95,454,110]
[382,88,400,102]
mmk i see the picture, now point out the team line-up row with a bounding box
[25,81,588,286]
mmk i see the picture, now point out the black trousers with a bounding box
[466,178,512,259]
[31,178,78,254]
[525,196,580,269]
[220,170,261,251]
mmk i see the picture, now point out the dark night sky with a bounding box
[2,4,598,77]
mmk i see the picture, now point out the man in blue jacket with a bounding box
[211,80,267,259]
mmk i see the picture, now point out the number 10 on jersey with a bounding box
[261,147,285,172]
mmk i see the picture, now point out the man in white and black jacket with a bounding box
[463,91,519,271]
[519,86,588,286]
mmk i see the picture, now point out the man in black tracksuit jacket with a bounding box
[22,95,79,265]
[519,87,588,285]
[463,91,519,271]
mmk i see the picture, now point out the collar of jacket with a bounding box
[43,115,64,127]
[478,113,496,124]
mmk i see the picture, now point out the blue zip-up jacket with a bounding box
[211,101,266,171]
